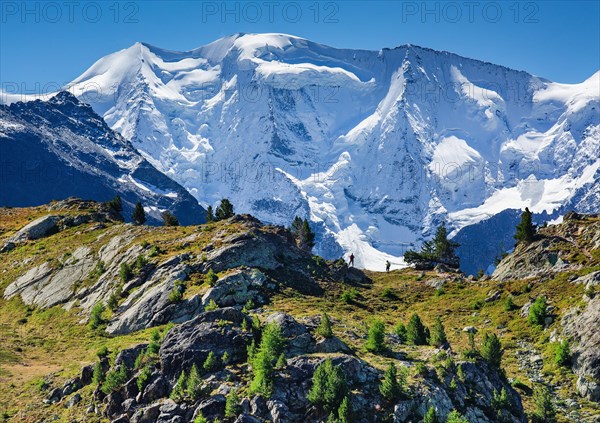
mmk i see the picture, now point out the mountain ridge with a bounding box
[1,34,598,272]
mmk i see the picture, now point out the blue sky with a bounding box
[1,1,599,93]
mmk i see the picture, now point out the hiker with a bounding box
[349,253,355,267]
[385,260,391,272]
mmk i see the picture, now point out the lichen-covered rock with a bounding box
[159,308,252,381]
[201,269,267,308]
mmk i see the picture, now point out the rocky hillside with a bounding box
[0,200,599,422]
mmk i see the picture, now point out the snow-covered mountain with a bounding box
[0,92,206,225]
[3,33,598,271]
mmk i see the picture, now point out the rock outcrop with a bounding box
[562,297,600,402]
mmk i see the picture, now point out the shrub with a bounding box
[96,346,109,359]
[423,406,437,423]
[102,365,128,394]
[504,296,516,311]
[225,389,241,418]
[222,351,230,365]
[532,384,556,423]
[491,388,511,411]
[528,297,548,327]
[381,287,396,299]
[120,262,133,282]
[203,351,218,372]
[445,410,469,423]
[379,362,405,402]
[137,365,152,392]
[430,316,448,347]
[307,358,347,412]
[242,299,255,313]
[555,340,571,367]
[162,211,179,226]
[194,414,208,423]
[205,299,218,311]
[107,289,121,311]
[169,287,183,303]
[317,313,334,338]
[187,364,202,399]
[134,254,148,270]
[406,314,428,345]
[340,289,358,304]
[170,371,187,402]
[365,319,386,353]
[93,260,106,277]
[413,362,428,377]
[92,361,105,385]
[89,302,106,330]
[205,269,218,286]
[481,333,503,368]
[394,322,407,343]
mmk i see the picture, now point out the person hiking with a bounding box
[385,260,391,272]
[349,253,355,267]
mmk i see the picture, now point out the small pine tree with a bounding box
[337,396,351,423]
[379,362,404,402]
[514,207,535,245]
[430,316,448,347]
[406,314,428,345]
[423,405,437,423]
[394,322,407,343]
[317,313,333,338]
[532,384,556,423]
[446,410,469,423]
[504,296,516,311]
[307,358,347,412]
[222,351,230,365]
[132,201,146,225]
[161,211,179,226]
[528,296,548,327]
[215,199,234,221]
[365,319,386,353]
[137,365,152,392]
[249,323,285,397]
[107,290,120,311]
[224,389,241,418]
[106,195,123,212]
[290,216,315,252]
[481,333,503,369]
[89,302,106,330]
[275,352,286,369]
[203,351,218,372]
[206,205,214,222]
[205,299,218,311]
[555,340,571,367]
[102,365,128,395]
[194,414,208,423]
[92,361,105,385]
[491,387,511,411]
[187,364,202,399]
[120,262,132,282]
[170,371,187,402]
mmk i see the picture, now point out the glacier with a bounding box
[2,33,598,272]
